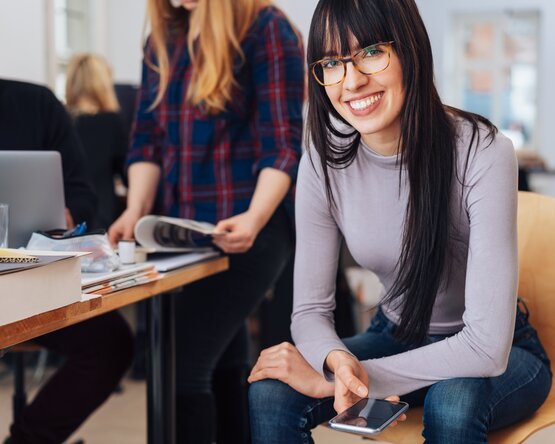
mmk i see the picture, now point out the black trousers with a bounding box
[10,311,133,444]
[258,253,357,349]
[174,207,294,444]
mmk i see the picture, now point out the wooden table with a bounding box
[0,256,229,444]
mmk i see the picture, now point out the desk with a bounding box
[0,256,229,444]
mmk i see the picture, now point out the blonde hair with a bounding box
[147,0,272,114]
[65,53,120,114]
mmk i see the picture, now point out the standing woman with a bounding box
[66,54,128,230]
[108,0,304,442]
[248,0,552,443]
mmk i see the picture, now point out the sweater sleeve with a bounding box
[291,153,351,371]
[40,88,97,225]
[360,133,518,398]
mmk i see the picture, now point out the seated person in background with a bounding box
[0,78,133,444]
[515,149,547,191]
[0,78,96,229]
[66,54,129,230]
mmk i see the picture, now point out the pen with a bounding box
[62,221,87,238]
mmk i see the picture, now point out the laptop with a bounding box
[0,151,67,247]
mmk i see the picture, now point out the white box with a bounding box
[0,250,83,326]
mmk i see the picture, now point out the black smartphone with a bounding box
[328,398,409,435]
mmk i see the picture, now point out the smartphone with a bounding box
[329,398,409,435]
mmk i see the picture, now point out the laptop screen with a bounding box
[0,151,67,247]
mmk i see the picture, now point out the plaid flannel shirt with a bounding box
[127,6,304,224]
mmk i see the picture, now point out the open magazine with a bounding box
[134,215,217,253]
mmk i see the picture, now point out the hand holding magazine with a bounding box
[134,215,218,252]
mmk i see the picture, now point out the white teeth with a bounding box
[349,93,382,110]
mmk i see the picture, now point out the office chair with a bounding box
[378,191,555,444]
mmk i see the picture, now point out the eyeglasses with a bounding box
[310,41,395,87]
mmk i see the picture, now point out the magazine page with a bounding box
[134,215,217,253]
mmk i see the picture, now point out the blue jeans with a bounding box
[249,305,552,444]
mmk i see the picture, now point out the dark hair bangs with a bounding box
[308,0,393,64]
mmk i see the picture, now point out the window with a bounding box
[52,0,92,98]
[448,11,540,150]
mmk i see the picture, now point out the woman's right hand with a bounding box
[108,162,161,245]
[108,208,142,245]
[248,342,335,399]
[325,350,369,414]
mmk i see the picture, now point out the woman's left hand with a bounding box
[383,395,408,427]
[248,342,335,399]
[212,210,264,253]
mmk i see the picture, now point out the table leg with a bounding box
[146,291,177,444]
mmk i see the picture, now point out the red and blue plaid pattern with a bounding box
[128,7,304,224]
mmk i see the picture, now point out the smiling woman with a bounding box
[248,1,552,443]
[315,39,405,156]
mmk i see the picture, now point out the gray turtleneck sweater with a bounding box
[291,119,518,398]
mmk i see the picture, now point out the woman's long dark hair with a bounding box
[306,0,497,344]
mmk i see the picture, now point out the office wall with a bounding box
[274,0,316,46]
[0,0,48,85]
[105,0,145,84]
[0,0,145,86]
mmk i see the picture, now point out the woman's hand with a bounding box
[248,342,335,399]
[383,396,407,427]
[326,350,369,414]
[64,208,75,229]
[108,207,142,245]
[108,162,160,246]
[213,168,291,254]
[212,210,264,254]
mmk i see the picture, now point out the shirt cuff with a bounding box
[297,339,351,381]
[253,151,299,179]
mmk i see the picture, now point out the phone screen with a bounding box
[329,398,408,434]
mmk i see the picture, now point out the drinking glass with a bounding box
[0,203,8,248]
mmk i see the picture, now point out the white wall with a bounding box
[83,0,146,85]
[275,0,317,47]
[105,0,146,84]
[0,0,49,85]
[0,0,146,87]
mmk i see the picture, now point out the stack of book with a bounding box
[81,263,161,296]
[0,248,83,325]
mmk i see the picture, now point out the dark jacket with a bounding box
[0,79,97,224]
